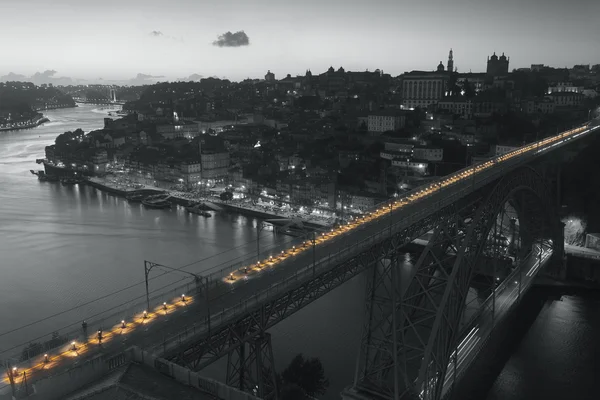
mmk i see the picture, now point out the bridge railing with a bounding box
[1,277,197,368]
[148,125,592,356]
[367,124,593,222]
[148,180,509,355]
[6,125,595,370]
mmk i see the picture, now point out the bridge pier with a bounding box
[226,332,278,400]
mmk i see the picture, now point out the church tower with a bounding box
[447,49,454,73]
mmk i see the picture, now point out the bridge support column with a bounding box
[226,332,278,400]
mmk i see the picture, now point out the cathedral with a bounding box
[486,52,509,77]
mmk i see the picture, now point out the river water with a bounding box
[0,105,368,398]
[0,105,597,399]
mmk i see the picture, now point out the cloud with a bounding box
[212,31,250,47]
[128,73,165,86]
[0,70,73,84]
[176,73,204,82]
[0,72,27,82]
[32,70,57,79]
[149,30,183,43]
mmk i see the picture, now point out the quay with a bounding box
[39,163,334,229]
[0,115,49,132]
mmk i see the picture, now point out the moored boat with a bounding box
[126,192,147,203]
[60,176,79,185]
[142,194,172,209]
[185,203,212,217]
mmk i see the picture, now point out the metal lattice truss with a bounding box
[354,166,562,400]
[226,332,278,400]
[166,193,480,373]
[165,167,562,400]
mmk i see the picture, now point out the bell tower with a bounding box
[447,48,454,74]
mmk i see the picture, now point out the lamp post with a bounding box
[256,220,271,262]
[310,230,317,276]
[143,260,205,317]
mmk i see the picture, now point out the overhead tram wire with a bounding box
[0,228,298,339]
[0,227,303,357]
[0,274,191,358]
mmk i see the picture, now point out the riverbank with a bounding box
[0,115,49,132]
[85,176,332,228]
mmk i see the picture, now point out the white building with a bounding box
[401,71,449,109]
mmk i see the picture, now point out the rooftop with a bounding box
[64,363,215,400]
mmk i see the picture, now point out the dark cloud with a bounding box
[149,31,163,37]
[212,31,249,47]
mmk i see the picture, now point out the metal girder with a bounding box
[355,197,482,400]
[166,192,482,373]
[226,332,278,400]
[354,166,562,400]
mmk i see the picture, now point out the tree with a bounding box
[562,216,587,246]
[219,191,233,202]
[280,382,307,400]
[280,354,329,397]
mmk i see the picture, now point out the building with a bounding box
[447,49,454,73]
[414,147,443,161]
[494,144,519,156]
[265,70,275,82]
[437,98,473,118]
[547,92,585,108]
[486,53,509,77]
[521,98,556,114]
[156,122,201,140]
[548,82,584,94]
[367,110,406,133]
[179,160,202,187]
[400,70,449,109]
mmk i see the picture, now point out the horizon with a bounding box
[1,0,599,85]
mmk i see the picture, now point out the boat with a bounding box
[142,194,172,209]
[185,203,212,217]
[60,176,79,185]
[126,192,147,203]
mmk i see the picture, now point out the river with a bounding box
[1,105,598,400]
[0,105,369,399]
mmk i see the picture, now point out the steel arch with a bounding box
[355,166,561,400]
[415,166,560,400]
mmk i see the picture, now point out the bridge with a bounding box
[65,86,127,106]
[2,120,600,400]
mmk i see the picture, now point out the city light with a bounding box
[5,123,596,387]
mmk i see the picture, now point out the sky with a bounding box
[1,0,599,84]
